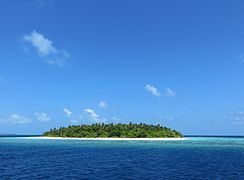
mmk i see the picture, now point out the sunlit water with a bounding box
[1,136,244,179]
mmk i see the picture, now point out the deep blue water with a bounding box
[1,136,244,179]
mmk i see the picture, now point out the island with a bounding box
[43,123,182,138]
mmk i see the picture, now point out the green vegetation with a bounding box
[43,123,182,138]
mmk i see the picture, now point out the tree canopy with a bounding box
[43,123,182,138]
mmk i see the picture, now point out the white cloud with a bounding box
[46,49,70,67]
[99,101,108,109]
[165,87,176,97]
[63,108,72,117]
[111,116,123,123]
[84,108,106,123]
[69,119,78,124]
[78,115,83,120]
[232,111,244,125]
[35,113,50,122]
[68,115,83,124]
[0,114,31,124]
[34,0,55,7]
[239,55,244,63]
[22,30,69,67]
[84,108,99,121]
[23,31,56,56]
[145,84,160,97]
[22,0,55,8]
[155,115,175,121]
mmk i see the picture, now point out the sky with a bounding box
[0,0,244,135]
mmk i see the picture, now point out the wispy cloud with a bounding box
[34,0,55,7]
[63,108,72,117]
[69,119,79,124]
[84,108,99,121]
[239,55,244,63]
[84,108,106,123]
[165,87,176,97]
[99,101,108,110]
[22,30,69,67]
[35,113,50,122]
[69,114,83,124]
[23,31,56,56]
[0,114,31,124]
[154,115,175,122]
[231,111,244,125]
[145,84,160,97]
[111,116,124,123]
[22,0,55,8]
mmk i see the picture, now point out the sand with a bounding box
[26,136,187,141]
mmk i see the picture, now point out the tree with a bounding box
[43,123,182,138]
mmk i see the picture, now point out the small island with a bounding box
[43,123,182,138]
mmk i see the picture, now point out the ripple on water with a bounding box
[0,137,244,179]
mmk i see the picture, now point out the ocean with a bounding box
[1,136,244,179]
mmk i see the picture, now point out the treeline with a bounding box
[43,123,182,138]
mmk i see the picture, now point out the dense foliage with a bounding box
[43,123,182,138]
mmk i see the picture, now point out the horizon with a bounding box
[1,0,244,135]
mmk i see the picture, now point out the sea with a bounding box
[1,136,244,179]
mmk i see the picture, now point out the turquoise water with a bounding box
[1,136,244,179]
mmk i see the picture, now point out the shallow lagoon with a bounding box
[1,136,244,179]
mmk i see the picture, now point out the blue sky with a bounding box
[1,0,244,135]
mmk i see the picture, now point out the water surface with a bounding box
[1,136,244,179]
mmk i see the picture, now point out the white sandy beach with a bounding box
[26,136,187,141]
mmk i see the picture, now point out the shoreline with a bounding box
[26,136,187,141]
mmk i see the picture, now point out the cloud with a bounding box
[239,55,244,63]
[145,84,160,97]
[22,30,69,67]
[111,116,124,123]
[69,119,78,124]
[0,114,31,124]
[23,30,56,56]
[63,108,72,117]
[84,108,99,121]
[111,117,120,121]
[165,87,176,97]
[35,113,50,122]
[22,0,55,8]
[99,101,108,109]
[34,0,55,7]
[68,115,83,124]
[155,115,175,122]
[84,108,106,123]
[231,111,244,125]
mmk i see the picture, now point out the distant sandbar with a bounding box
[26,136,187,141]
